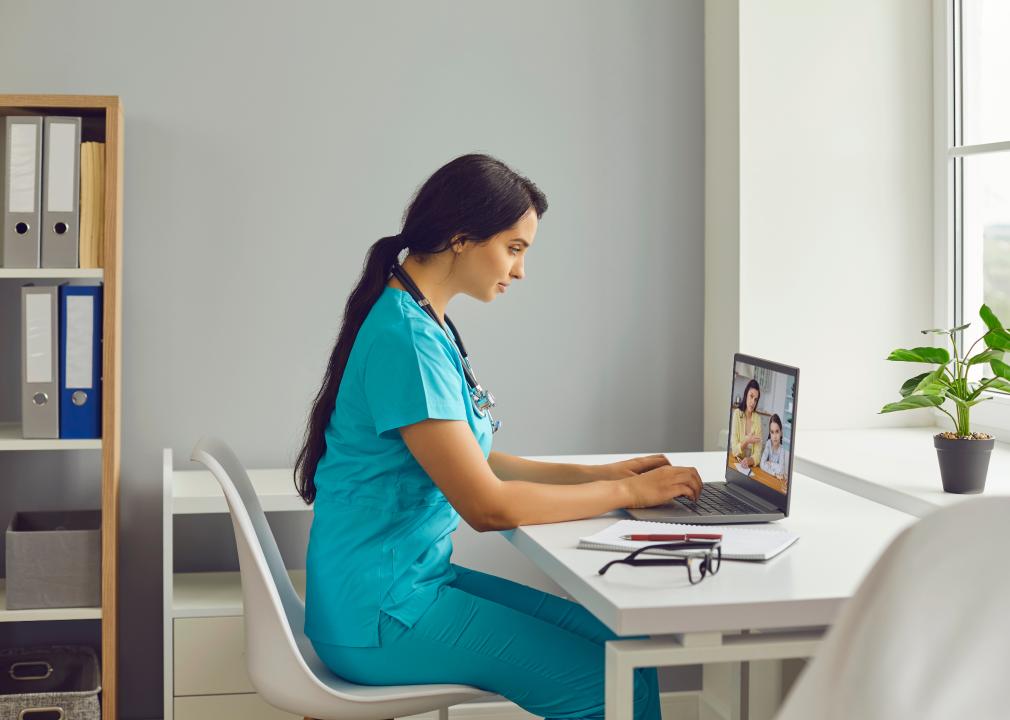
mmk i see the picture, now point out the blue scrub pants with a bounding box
[312,565,660,720]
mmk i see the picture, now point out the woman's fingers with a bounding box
[670,466,703,499]
[629,454,670,472]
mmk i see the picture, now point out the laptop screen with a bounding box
[724,353,799,514]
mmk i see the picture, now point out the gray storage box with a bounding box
[5,510,101,610]
[0,645,101,720]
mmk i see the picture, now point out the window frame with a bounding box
[933,0,1010,437]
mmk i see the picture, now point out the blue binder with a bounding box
[59,284,103,439]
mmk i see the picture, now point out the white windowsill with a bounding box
[794,427,1010,517]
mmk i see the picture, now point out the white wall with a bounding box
[705,0,936,446]
[0,2,705,715]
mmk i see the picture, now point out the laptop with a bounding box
[628,353,799,524]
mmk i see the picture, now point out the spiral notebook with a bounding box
[578,519,799,561]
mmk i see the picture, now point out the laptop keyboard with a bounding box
[676,484,759,515]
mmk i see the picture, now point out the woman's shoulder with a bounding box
[361,289,454,351]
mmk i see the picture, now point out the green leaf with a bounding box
[967,348,1005,366]
[879,395,944,414]
[913,369,949,396]
[921,323,970,335]
[980,304,1005,332]
[983,328,1010,352]
[978,377,1010,396]
[899,372,930,397]
[886,347,951,364]
[992,358,1010,381]
[946,393,987,410]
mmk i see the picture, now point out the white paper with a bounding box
[66,295,94,389]
[47,122,76,212]
[9,123,38,213]
[579,518,799,561]
[25,293,52,384]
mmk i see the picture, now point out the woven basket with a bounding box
[0,646,100,720]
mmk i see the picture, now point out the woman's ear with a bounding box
[450,234,467,254]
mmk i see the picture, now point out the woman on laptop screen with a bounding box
[731,379,763,469]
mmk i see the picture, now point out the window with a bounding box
[937,0,1010,433]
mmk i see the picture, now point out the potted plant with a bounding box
[880,304,1010,494]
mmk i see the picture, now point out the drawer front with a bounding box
[175,693,300,720]
[174,616,253,696]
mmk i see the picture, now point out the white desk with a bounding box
[795,427,1010,517]
[505,451,916,720]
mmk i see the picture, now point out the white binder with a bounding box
[21,285,61,438]
[42,116,81,268]
[2,116,43,268]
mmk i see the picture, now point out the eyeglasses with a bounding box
[597,541,722,585]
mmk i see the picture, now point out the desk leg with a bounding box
[701,660,741,720]
[604,641,637,720]
[603,630,821,720]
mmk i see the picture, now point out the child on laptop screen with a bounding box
[760,414,787,480]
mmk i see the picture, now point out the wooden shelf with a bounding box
[0,423,102,451]
[0,579,102,622]
[171,468,308,514]
[0,269,104,280]
[173,571,305,618]
[0,94,122,720]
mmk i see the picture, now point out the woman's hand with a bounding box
[618,465,703,509]
[592,453,671,481]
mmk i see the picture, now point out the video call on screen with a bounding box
[727,361,796,495]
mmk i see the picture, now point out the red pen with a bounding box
[620,533,722,541]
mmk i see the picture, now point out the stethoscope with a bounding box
[390,264,502,434]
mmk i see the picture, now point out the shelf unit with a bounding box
[163,450,309,720]
[1,95,122,720]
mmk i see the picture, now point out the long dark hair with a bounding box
[767,413,782,442]
[738,379,761,413]
[294,154,548,503]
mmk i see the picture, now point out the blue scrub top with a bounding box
[305,286,494,647]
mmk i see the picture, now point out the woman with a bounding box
[294,154,702,720]
[731,379,763,468]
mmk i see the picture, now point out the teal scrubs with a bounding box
[305,285,659,720]
[305,286,493,647]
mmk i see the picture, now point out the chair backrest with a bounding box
[189,436,345,708]
[776,496,1010,720]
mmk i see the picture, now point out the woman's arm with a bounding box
[749,415,763,465]
[400,420,702,531]
[487,451,597,484]
[730,409,745,457]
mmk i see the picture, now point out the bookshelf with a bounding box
[0,95,122,720]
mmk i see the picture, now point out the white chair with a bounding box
[776,496,1010,720]
[190,436,492,720]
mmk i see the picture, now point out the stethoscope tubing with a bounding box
[389,264,500,431]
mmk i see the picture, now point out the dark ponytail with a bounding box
[294,154,547,503]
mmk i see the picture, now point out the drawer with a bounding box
[174,692,300,720]
[174,616,253,696]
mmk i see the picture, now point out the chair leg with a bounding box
[438,707,449,720]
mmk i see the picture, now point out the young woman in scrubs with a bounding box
[295,154,703,720]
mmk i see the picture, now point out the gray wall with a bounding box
[0,2,704,717]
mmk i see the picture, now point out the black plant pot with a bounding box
[934,434,995,494]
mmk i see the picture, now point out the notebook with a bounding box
[578,519,799,561]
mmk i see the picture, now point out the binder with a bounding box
[2,116,43,268]
[42,117,81,268]
[59,285,103,439]
[21,285,61,438]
